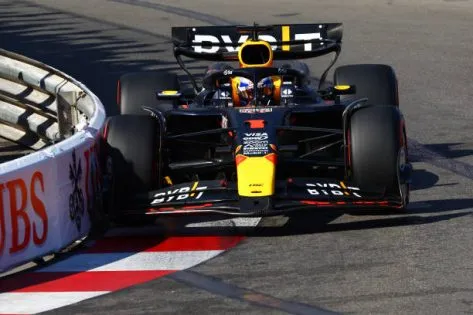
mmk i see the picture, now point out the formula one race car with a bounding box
[102,23,411,221]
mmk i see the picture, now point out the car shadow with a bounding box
[277,198,473,234]
[144,196,473,239]
[2,193,471,294]
[409,139,473,163]
[408,139,473,181]
[2,197,471,294]
[418,142,473,160]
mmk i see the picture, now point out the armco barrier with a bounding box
[0,49,106,273]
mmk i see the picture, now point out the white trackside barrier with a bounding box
[0,49,106,273]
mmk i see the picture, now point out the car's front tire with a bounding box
[349,105,409,210]
[103,114,160,222]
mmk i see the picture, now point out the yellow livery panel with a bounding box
[236,153,276,197]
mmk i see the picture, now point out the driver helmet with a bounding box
[231,76,254,107]
[258,76,275,105]
[231,76,281,106]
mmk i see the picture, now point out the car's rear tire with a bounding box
[104,115,160,223]
[334,64,399,106]
[349,105,409,209]
[118,72,180,115]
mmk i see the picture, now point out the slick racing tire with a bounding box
[104,115,160,223]
[333,64,399,106]
[349,105,409,210]
[118,72,180,115]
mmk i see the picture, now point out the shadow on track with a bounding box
[411,168,442,190]
[145,197,473,239]
[417,142,473,160]
[0,0,204,116]
[3,196,471,295]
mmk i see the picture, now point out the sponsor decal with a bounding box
[83,143,102,221]
[0,171,48,256]
[219,90,231,99]
[242,132,269,156]
[238,107,273,114]
[306,182,362,198]
[280,82,295,102]
[67,145,102,233]
[68,150,85,232]
[191,28,321,53]
[151,182,208,205]
[281,88,294,97]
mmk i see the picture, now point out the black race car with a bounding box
[102,23,411,220]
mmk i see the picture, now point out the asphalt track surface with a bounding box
[1,0,473,314]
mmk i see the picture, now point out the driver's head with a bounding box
[257,77,275,105]
[231,76,254,107]
[261,76,282,105]
[230,76,282,107]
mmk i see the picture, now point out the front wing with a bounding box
[123,178,404,217]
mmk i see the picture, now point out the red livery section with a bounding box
[300,200,394,207]
[0,171,48,256]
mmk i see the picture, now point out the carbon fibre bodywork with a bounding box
[126,99,409,217]
[110,23,411,217]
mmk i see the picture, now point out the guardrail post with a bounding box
[57,91,80,139]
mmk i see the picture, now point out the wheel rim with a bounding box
[397,142,410,208]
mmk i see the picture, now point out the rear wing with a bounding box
[172,23,343,61]
[171,23,343,92]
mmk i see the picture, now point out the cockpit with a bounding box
[197,65,319,108]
